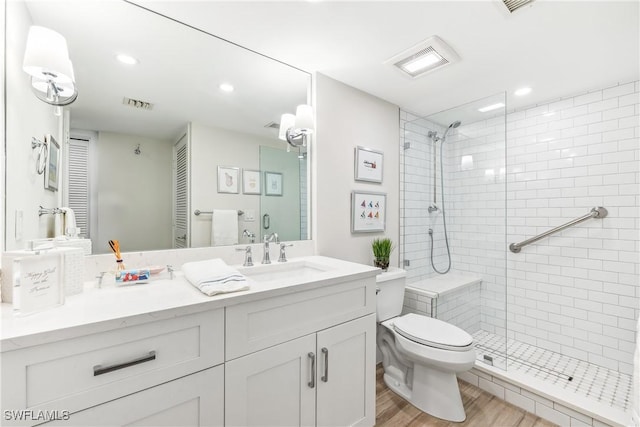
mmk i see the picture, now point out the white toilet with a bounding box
[376,269,476,422]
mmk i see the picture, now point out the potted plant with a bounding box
[372,238,394,271]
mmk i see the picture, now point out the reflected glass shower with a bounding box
[400,92,508,370]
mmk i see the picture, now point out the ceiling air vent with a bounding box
[503,0,535,13]
[385,36,459,79]
[123,97,153,110]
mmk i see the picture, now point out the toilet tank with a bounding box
[376,267,407,322]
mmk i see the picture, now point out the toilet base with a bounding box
[383,365,466,422]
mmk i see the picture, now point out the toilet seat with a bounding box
[393,313,473,352]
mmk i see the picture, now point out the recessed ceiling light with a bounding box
[219,83,234,93]
[478,102,505,113]
[514,87,532,96]
[116,54,138,65]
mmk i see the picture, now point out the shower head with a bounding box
[442,120,462,140]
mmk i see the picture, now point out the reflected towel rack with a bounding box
[194,209,244,216]
[509,207,608,253]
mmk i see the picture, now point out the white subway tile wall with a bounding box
[400,80,639,374]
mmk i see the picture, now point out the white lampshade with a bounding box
[23,26,74,83]
[278,113,296,141]
[294,104,314,133]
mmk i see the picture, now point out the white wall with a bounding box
[93,131,173,253]
[189,122,286,247]
[314,73,400,266]
[5,0,63,250]
[1,0,6,251]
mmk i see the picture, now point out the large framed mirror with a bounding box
[5,0,311,254]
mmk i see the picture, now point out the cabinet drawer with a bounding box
[39,365,224,427]
[1,309,223,418]
[226,278,375,360]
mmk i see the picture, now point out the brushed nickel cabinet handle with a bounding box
[93,351,156,376]
[321,347,329,382]
[308,352,316,388]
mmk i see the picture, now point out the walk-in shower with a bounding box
[426,120,461,274]
[400,88,639,426]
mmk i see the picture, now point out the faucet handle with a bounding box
[236,246,253,266]
[278,243,293,263]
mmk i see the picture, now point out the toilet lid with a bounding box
[393,313,473,352]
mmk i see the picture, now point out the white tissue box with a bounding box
[1,247,85,303]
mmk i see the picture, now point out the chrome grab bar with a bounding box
[509,207,608,253]
[194,209,244,216]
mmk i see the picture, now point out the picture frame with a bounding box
[354,146,383,183]
[264,171,283,196]
[217,166,239,194]
[351,191,386,233]
[45,135,60,191]
[242,169,261,195]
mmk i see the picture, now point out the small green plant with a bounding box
[372,238,394,259]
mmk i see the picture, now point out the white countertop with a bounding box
[0,256,379,352]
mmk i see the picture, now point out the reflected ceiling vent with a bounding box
[503,0,535,13]
[386,36,459,79]
[264,121,280,129]
[123,97,153,110]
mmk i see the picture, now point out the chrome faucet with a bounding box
[242,229,256,243]
[236,246,254,267]
[262,233,279,264]
[278,243,293,263]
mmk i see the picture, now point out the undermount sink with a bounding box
[238,259,332,283]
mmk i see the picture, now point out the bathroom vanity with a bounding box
[0,256,378,427]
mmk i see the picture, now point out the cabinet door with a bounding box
[40,366,223,426]
[316,314,376,427]
[225,334,316,427]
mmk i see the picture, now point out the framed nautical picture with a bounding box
[217,166,240,194]
[354,146,383,183]
[351,191,386,233]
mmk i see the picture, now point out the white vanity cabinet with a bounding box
[224,278,377,427]
[1,256,380,427]
[1,309,224,427]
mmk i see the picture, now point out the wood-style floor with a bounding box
[375,366,557,427]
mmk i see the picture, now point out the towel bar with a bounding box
[194,209,244,216]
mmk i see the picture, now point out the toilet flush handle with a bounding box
[376,287,380,295]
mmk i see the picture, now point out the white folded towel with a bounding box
[60,207,78,238]
[182,258,249,296]
[211,209,238,246]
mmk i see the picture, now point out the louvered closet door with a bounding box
[68,137,90,238]
[174,134,189,248]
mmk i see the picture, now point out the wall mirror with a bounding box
[5,0,311,254]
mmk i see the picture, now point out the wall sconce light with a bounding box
[278,105,315,149]
[23,26,78,115]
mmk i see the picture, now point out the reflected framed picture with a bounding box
[45,135,60,191]
[351,191,386,233]
[242,169,261,195]
[354,146,383,183]
[217,166,239,194]
[264,171,283,196]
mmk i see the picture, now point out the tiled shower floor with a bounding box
[473,330,633,413]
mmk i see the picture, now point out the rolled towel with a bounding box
[182,258,249,296]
